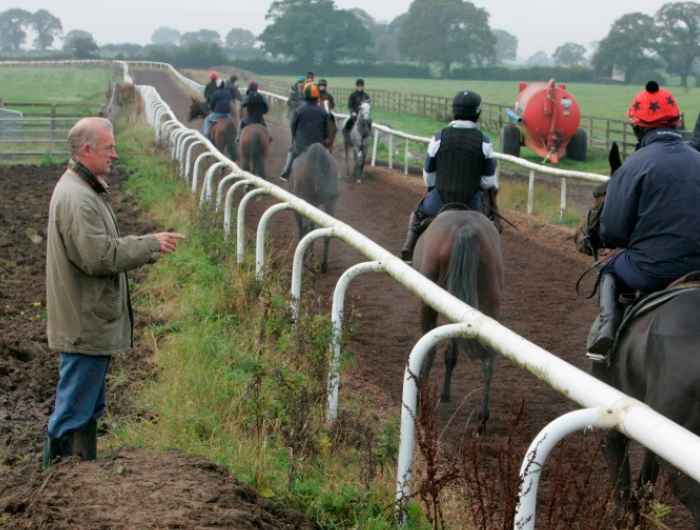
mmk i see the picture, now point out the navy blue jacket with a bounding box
[601,129,700,281]
[210,86,235,114]
[291,102,329,154]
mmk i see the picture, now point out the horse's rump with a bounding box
[290,143,338,203]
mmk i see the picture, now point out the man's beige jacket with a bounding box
[46,168,160,355]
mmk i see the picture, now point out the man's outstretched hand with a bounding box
[153,232,186,254]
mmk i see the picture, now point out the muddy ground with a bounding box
[0,164,313,529]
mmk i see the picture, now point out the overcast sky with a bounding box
[1,0,671,58]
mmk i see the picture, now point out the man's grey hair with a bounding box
[68,117,113,157]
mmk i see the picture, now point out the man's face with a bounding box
[319,85,327,93]
[357,85,364,93]
[81,128,118,176]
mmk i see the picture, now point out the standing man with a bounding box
[344,78,370,133]
[279,84,329,181]
[44,117,184,466]
[399,90,498,261]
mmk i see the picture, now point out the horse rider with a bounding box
[306,71,315,84]
[201,78,234,140]
[238,81,269,140]
[344,78,371,133]
[318,79,336,113]
[399,90,498,261]
[225,74,243,101]
[279,83,330,181]
[204,70,220,108]
[587,81,700,361]
[287,76,305,116]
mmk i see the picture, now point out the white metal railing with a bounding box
[133,63,700,530]
[9,60,697,528]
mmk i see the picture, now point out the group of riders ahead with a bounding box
[201,70,370,180]
[200,71,700,365]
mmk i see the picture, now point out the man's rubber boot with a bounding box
[279,152,294,182]
[399,212,421,262]
[42,433,73,469]
[587,273,622,362]
[72,420,97,461]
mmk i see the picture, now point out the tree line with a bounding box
[1,1,698,85]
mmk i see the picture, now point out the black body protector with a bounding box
[435,127,488,205]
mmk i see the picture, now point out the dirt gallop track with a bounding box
[133,68,598,432]
[132,70,694,526]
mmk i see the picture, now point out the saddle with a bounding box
[417,203,471,234]
[609,271,700,362]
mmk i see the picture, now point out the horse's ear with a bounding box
[609,142,622,176]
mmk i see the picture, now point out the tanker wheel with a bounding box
[566,128,588,161]
[501,124,521,158]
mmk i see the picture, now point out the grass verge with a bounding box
[107,121,430,530]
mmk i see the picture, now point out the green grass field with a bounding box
[0,66,111,115]
[261,75,700,123]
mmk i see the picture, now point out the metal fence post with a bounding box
[290,227,336,322]
[237,188,268,264]
[255,202,292,280]
[560,177,567,222]
[388,133,394,169]
[527,170,535,215]
[403,139,409,176]
[371,128,379,167]
[327,261,385,423]
[514,408,614,530]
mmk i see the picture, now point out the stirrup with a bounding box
[586,351,608,363]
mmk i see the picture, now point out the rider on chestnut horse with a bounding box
[239,81,269,135]
[586,81,700,362]
[201,78,235,140]
[279,83,330,181]
[399,90,500,261]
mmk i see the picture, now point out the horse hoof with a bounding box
[440,394,451,403]
[356,179,361,184]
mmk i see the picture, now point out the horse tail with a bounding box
[248,129,265,179]
[446,223,480,311]
[308,143,336,196]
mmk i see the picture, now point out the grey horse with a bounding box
[288,143,339,273]
[342,101,372,183]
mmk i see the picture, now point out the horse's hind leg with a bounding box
[670,472,700,529]
[320,200,336,274]
[478,354,494,433]
[344,139,351,179]
[604,430,632,507]
[441,339,458,403]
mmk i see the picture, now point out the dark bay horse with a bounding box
[188,98,237,161]
[412,210,504,431]
[288,143,339,273]
[578,143,700,527]
[239,124,270,180]
[343,101,372,183]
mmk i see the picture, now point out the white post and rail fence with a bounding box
[4,59,700,529]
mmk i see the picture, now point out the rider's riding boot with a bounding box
[399,211,422,262]
[588,273,622,362]
[279,152,294,182]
